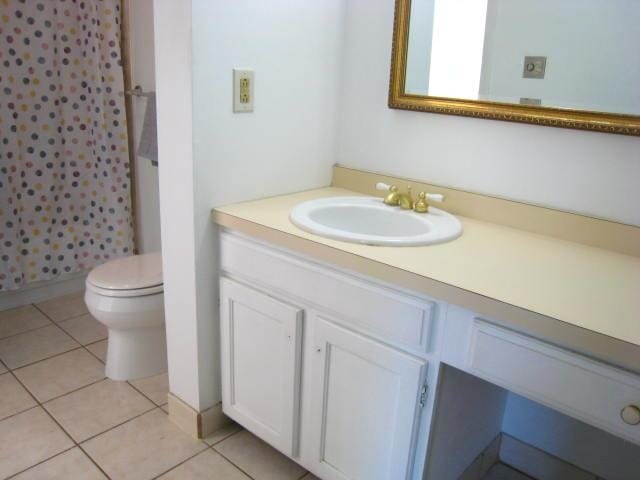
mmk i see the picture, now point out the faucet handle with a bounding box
[377,182,400,206]
[413,192,445,213]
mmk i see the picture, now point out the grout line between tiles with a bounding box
[210,429,311,480]
[126,378,165,407]
[205,426,243,447]
[77,405,158,445]
[2,319,147,480]
[76,442,113,479]
[9,368,75,440]
[4,445,78,480]
[0,318,54,342]
[32,300,89,325]
[209,447,258,480]
[4,367,86,477]
[0,403,41,424]
[57,329,107,348]
[4,342,84,371]
[37,375,107,405]
[2,300,177,479]
[82,342,106,364]
[85,338,106,347]
[0,322,46,341]
[8,345,106,404]
[32,394,111,479]
[78,406,175,479]
[148,446,211,480]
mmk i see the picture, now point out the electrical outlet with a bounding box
[522,56,546,79]
[233,69,254,113]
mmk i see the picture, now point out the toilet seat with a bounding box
[87,252,163,298]
[86,282,163,298]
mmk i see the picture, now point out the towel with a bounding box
[137,92,158,166]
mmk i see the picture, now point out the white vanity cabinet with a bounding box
[219,278,303,456]
[218,232,435,480]
[307,315,428,480]
[218,230,640,480]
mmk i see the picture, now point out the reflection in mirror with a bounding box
[405,0,640,115]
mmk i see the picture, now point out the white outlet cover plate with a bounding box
[233,68,254,113]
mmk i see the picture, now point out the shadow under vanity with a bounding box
[211,168,640,480]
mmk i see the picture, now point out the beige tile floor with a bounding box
[0,292,318,480]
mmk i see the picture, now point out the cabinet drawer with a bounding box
[468,320,640,445]
[220,231,436,355]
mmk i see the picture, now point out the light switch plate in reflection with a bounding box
[522,56,546,79]
[233,69,254,113]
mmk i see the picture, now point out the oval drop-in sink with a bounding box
[290,196,462,246]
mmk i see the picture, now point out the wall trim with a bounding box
[167,393,231,439]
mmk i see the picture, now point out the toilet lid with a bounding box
[87,252,163,290]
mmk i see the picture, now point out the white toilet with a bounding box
[85,252,167,381]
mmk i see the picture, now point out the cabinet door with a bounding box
[220,278,303,456]
[309,316,428,480]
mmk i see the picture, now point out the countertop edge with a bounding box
[211,209,640,374]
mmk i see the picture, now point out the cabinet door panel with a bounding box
[309,316,427,480]
[220,278,303,456]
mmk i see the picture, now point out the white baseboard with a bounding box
[0,271,88,311]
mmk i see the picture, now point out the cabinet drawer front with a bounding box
[220,278,303,456]
[468,321,640,445]
[309,316,427,480]
[220,232,435,355]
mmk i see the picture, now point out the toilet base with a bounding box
[105,325,168,381]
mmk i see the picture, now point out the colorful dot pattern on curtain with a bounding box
[0,0,133,291]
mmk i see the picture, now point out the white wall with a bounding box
[153,0,213,411]
[502,393,640,480]
[191,0,344,207]
[480,0,640,114]
[190,0,345,410]
[154,0,345,413]
[129,0,161,254]
[336,0,640,227]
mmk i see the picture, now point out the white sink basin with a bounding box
[290,196,462,246]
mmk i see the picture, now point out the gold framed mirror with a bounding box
[389,0,640,136]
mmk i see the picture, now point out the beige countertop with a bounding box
[212,187,640,372]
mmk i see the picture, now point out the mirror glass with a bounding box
[405,0,640,115]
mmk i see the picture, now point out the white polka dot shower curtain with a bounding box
[0,0,134,291]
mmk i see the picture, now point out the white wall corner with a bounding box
[153,0,218,412]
